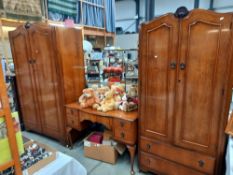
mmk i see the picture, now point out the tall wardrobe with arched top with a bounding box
[9,23,85,144]
[138,7,233,175]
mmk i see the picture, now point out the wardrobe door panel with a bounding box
[28,25,62,139]
[139,15,178,142]
[9,27,41,132]
[175,10,232,155]
[55,27,85,103]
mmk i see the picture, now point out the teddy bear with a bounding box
[119,94,138,112]
[97,90,116,112]
[111,84,125,109]
[78,88,96,108]
[92,86,110,109]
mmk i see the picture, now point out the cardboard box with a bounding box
[103,130,113,140]
[23,140,57,175]
[84,132,118,164]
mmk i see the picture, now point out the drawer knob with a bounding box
[146,144,151,151]
[120,121,124,127]
[121,132,125,138]
[198,160,205,167]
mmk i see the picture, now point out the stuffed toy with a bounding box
[119,94,138,112]
[92,86,110,109]
[97,90,116,112]
[79,88,96,108]
[111,84,125,109]
[127,85,138,98]
[119,94,128,111]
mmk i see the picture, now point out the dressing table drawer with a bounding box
[113,119,137,145]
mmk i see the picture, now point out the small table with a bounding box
[23,152,87,175]
[65,103,138,174]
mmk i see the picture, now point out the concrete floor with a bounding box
[22,131,152,175]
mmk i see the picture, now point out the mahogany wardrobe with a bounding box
[9,23,85,144]
[138,7,233,175]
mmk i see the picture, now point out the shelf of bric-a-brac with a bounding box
[0,61,22,174]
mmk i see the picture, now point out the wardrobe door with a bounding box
[27,24,63,139]
[139,14,179,142]
[9,27,42,132]
[175,10,233,155]
[55,27,85,104]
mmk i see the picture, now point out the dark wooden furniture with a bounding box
[138,7,233,175]
[9,23,85,144]
[65,103,138,174]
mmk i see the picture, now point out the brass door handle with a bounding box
[28,59,36,64]
[198,160,205,167]
[28,60,33,64]
[180,63,186,70]
[32,59,36,64]
[170,62,176,69]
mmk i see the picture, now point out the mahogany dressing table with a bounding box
[65,102,138,174]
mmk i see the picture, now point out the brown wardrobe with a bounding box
[9,23,85,143]
[139,7,233,175]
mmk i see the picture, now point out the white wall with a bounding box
[115,0,233,33]
[0,40,12,58]
[154,0,194,16]
[214,0,233,8]
[214,0,233,12]
[115,33,138,49]
[116,0,196,33]
[199,0,211,9]
[115,0,136,33]
[140,0,145,21]
[0,27,15,59]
